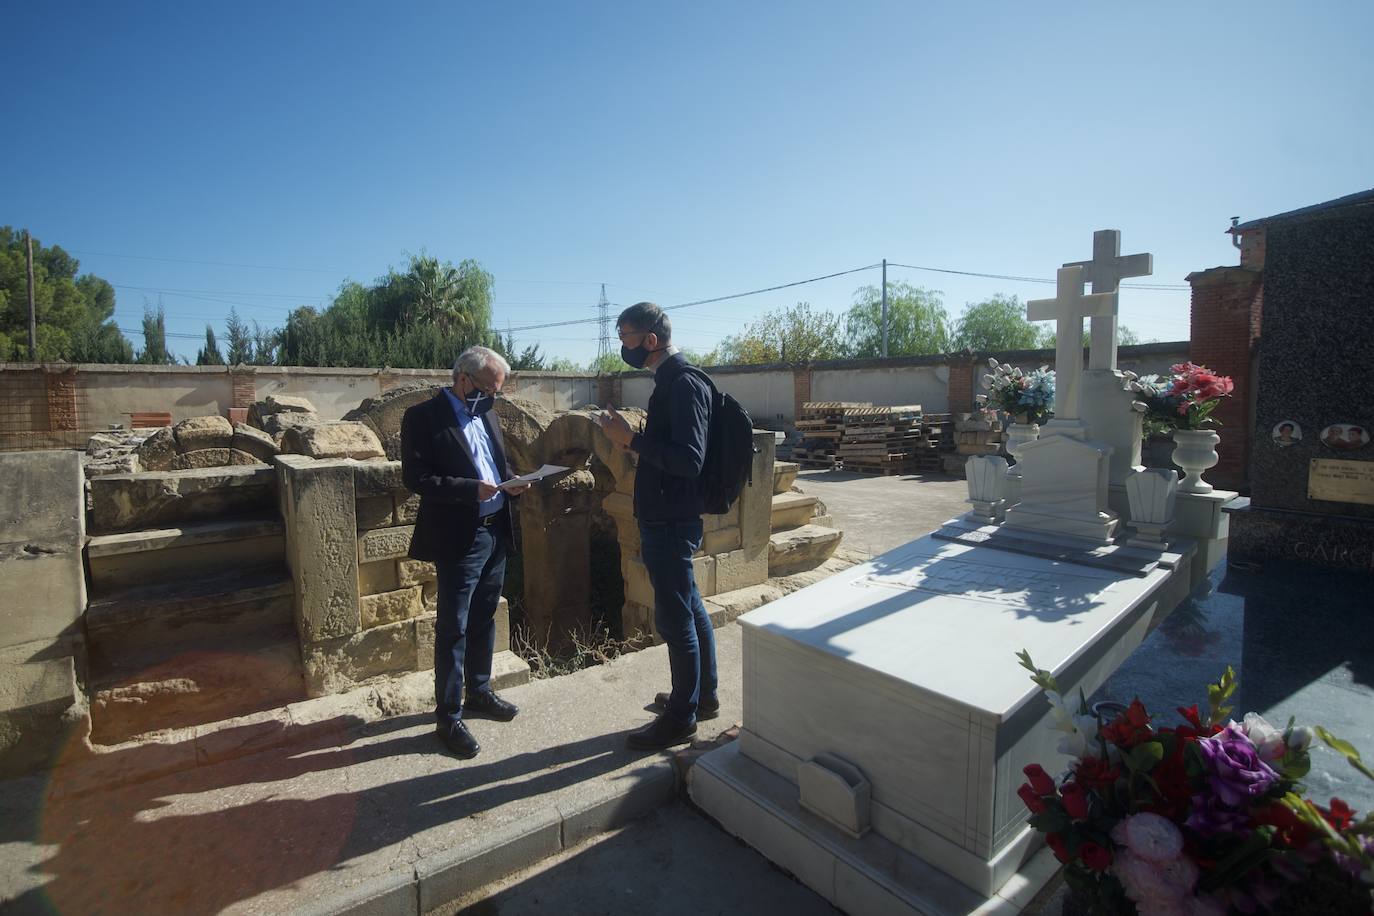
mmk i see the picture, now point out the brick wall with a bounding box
[791,367,812,418]
[947,358,976,415]
[596,374,622,408]
[1186,266,1264,491]
[230,370,257,409]
[45,369,79,431]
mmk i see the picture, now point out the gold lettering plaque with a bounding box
[1308,459,1374,505]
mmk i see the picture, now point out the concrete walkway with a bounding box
[0,629,749,916]
[795,469,969,556]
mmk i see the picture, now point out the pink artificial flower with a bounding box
[1110,812,1185,863]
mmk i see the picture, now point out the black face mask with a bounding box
[464,390,494,416]
[620,343,651,369]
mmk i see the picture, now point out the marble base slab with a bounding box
[717,534,1189,899]
[692,740,1061,916]
[934,515,1192,576]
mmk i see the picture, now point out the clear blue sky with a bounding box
[4,1,1371,365]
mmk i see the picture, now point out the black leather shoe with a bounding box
[651,691,719,721]
[436,721,480,759]
[627,715,698,751]
[465,690,519,722]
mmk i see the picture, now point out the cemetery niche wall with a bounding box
[690,230,1236,916]
[1224,189,1374,573]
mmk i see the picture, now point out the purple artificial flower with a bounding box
[1194,724,1279,807]
[1184,792,1255,838]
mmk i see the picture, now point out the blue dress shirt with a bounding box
[442,387,506,518]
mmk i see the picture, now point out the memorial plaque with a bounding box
[1308,459,1374,506]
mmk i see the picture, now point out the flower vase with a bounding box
[1171,429,1220,494]
[1005,419,1040,466]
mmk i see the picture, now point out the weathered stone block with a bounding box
[415,613,436,670]
[394,492,421,524]
[90,465,276,533]
[281,422,385,460]
[358,560,398,596]
[277,458,361,642]
[0,641,78,711]
[171,448,231,470]
[361,586,422,629]
[768,525,843,577]
[136,426,177,471]
[422,580,437,609]
[231,423,279,463]
[353,460,405,496]
[693,554,717,596]
[302,618,417,696]
[740,431,775,553]
[0,451,86,649]
[355,496,395,530]
[342,384,441,461]
[359,525,415,563]
[228,448,265,466]
[174,415,233,452]
[623,555,656,608]
[398,559,436,586]
[714,546,769,592]
[702,525,742,556]
[247,394,315,430]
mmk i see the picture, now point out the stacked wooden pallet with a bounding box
[795,402,949,475]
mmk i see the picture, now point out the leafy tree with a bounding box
[370,254,493,337]
[678,347,719,367]
[0,227,133,361]
[718,302,843,365]
[843,282,950,358]
[586,351,626,374]
[251,320,279,365]
[225,307,254,365]
[136,304,174,364]
[952,294,1046,352]
[196,325,225,365]
[1043,323,1146,349]
[547,356,582,372]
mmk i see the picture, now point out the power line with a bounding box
[594,283,612,364]
[886,262,1189,290]
[70,250,346,273]
[500,263,881,334]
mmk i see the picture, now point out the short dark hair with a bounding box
[617,302,671,343]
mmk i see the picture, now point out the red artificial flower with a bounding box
[1018,782,1047,814]
[1046,832,1070,863]
[1177,705,1204,731]
[1317,798,1355,831]
[1254,801,1312,849]
[1061,781,1090,820]
[1078,840,1113,872]
[1071,755,1120,791]
[1023,763,1056,796]
[1101,699,1153,748]
[1140,742,1192,820]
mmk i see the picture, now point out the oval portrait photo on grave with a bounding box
[1271,420,1302,447]
[1320,423,1370,451]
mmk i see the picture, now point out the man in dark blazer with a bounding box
[401,345,529,759]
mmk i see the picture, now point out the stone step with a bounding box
[88,465,278,534]
[770,491,819,533]
[768,525,844,577]
[86,515,285,592]
[773,461,800,495]
[89,627,307,745]
[85,566,295,655]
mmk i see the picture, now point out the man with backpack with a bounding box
[596,302,724,750]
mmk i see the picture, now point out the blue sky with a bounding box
[4,2,1370,364]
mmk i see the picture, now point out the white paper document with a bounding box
[498,464,570,492]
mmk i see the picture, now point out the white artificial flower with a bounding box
[1286,725,1313,752]
[1241,712,1286,761]
[1130,401,1148,413]
[988,357,1000,368]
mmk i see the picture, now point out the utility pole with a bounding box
[25,230,37,361]
[880,258,888,358]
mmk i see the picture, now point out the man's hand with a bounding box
[596,406,635,449]
[477,481,500,501]
[503,482,532,496]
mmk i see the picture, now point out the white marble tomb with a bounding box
[691,534,1194,915]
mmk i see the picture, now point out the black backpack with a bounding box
[682,366,758,515]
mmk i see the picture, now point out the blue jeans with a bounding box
[433,523,507,725]
[638,518,718,725]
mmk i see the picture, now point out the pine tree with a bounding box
[196,325,225,365]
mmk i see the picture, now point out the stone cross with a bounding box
[1063,229,1153,370]
[1027,265,1117,432]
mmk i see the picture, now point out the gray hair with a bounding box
[453,346,511,382]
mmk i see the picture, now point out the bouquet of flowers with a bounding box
[1015,651,1374,915]
[978,358,1056,425]
[1126,363,1235,437]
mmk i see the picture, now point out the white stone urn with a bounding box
[1004,419,1040,465]
[965,455,1009,524]
[1171,429,1221,494]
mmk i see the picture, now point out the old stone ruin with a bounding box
[0,383,846,780]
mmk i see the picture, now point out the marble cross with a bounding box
[1063,230,1153,371]
[1027,265,1117,431]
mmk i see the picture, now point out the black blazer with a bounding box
[400,393,517,564]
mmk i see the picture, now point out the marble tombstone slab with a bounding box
[692,533,1189,915]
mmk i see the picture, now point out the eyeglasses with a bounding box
[462,373,504,398]
[616,328,651,342]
